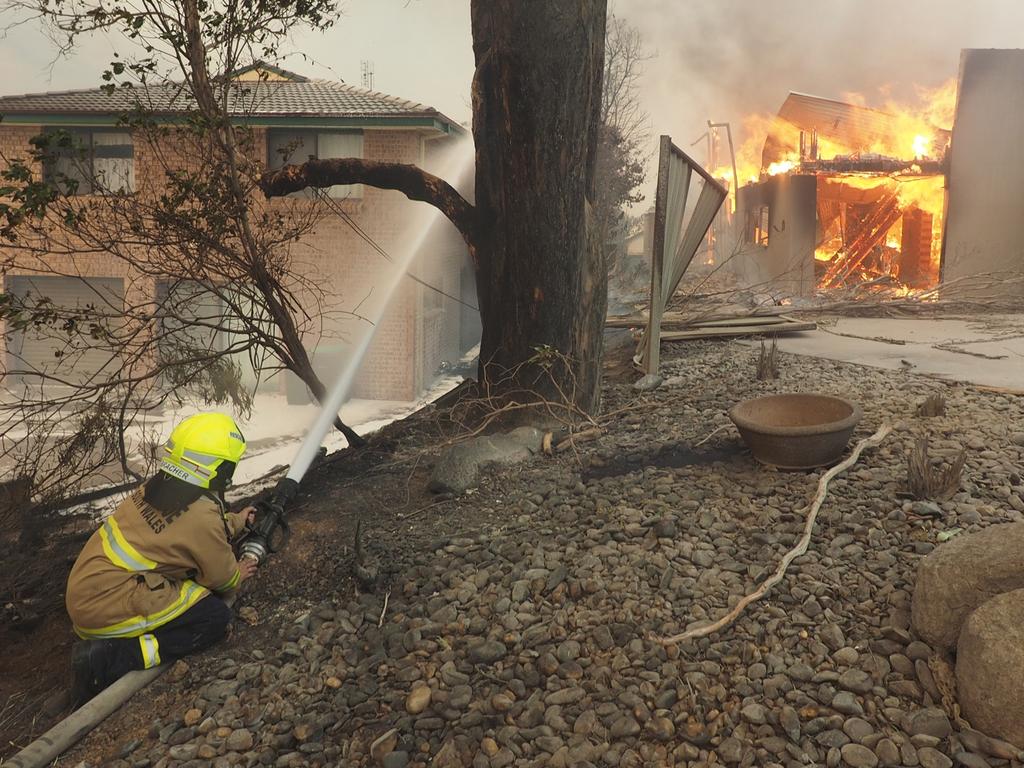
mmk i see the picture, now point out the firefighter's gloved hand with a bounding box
[237,557,259,583]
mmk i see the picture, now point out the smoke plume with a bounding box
[620,0,1024,182]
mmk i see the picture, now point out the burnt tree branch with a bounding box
[260,159,480,266]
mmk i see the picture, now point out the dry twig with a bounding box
[654,423,893,645]
[377,588,391,628]
[401,499,452,520]
[694,423,733,448]
[756,338,779,381]
[932,343,1008,360]
[438,347,599,448]
[553,427,604,453]
[907,437,965,501]
[791,271,1024,319]
[916,394,947,418]
[821,328,907,345]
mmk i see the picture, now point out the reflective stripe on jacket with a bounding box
[66,488,247,639]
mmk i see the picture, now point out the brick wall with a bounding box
[278,129,425,401]
[0,122,466,403]
[281,129,472,402]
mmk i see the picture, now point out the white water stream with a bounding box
[285,141,474,482]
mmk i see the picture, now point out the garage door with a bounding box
[5,275,125,386]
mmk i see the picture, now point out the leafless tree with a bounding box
[595,9,652,277]
[601,9,652,149]
[0,0,370,527]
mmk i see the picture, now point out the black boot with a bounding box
[70,640,112,708]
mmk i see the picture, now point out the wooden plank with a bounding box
[973,384,1024,397]
[607,307,790,328]
[685,316,793,328]
[659,321,817,341]
[821,193,901,288]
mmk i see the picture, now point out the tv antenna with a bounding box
[361,60,374,90]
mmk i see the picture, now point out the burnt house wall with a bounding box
[942,49,1024,295]
[732,174,817,296]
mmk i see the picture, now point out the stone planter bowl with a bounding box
[728,393,862,470]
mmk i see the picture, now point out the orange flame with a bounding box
[714,78,958,291]
[714,78,957,184]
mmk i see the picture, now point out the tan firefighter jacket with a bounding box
[66,488,248,642]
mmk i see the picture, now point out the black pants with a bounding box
[95,594,231,688]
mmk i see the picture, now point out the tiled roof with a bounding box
[0,78,457,126]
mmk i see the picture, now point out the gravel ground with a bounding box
[67,339,1024,768]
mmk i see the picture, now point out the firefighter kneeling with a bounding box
[66,412,257,707]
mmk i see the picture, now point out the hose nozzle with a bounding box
[237,477,299,566]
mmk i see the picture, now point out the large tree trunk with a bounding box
[260,2,609,419]
[470,0,608,414]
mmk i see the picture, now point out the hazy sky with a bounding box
[3,0,1024,200]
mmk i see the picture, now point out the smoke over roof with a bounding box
[620,0,1024,187]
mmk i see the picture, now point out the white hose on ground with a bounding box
[5,666,167,768]
[7,595,237,768]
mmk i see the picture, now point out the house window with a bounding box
[748,204,770,246]
[42,128,134,194]
[267,129,364,199]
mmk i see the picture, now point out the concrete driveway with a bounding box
[741,313,1024,390]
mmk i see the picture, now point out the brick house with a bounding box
[0,64,475,403]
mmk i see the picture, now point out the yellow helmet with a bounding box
[159,412,246,489]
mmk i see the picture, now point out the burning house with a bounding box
[724,90,952,297]
[716,49,1024,301]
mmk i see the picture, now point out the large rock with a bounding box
[633,373,663,391]
[956,588,1024,748]
[428,427,545,494]
[911,523,1024,652]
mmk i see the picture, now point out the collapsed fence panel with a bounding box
[639,135,729,373]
